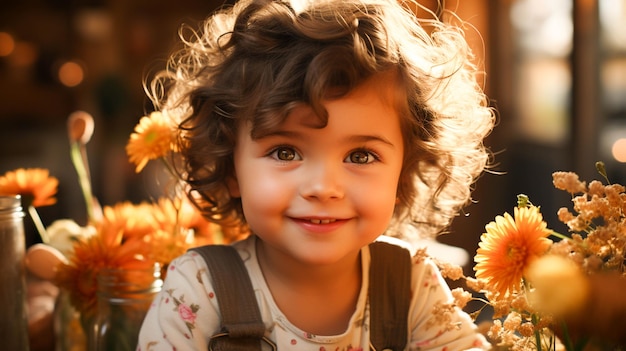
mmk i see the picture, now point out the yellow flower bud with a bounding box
[525,254,590,317]
[67,110,95,144]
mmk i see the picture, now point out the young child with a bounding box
[138,0,495,350]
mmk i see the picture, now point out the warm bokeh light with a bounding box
[58,61,84,87]
[611,138,626,163]
[9,42,37,67]
[0,32,15,56]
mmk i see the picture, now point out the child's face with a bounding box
[230,76,404,266]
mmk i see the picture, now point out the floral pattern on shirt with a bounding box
[166,288,200,337]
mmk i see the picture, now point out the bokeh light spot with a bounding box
[58,61,84,87]
[0,32,15,56]
[611,138,626,163]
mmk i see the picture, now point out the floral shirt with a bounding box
[138,235,488,351]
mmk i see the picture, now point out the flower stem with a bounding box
[70,142,95,223]
[532,313,543,351]
[560,320,588,351]
[28,205,49,243]
[561,320,575,351]
[549,230,570,241]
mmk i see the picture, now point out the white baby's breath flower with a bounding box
[46,219,96,256]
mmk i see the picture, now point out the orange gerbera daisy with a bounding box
[474,205,553,296]
[54,225,154,319]
[0,168,59,207]
[100,201,161,239]
[126,111,177,173]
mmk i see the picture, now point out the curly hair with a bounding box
[146,0,495,241]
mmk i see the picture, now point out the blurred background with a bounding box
[1,0,625,271]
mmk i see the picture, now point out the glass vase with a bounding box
[54,290,87,351]
[0,195,29,351]
[89,264,162,351]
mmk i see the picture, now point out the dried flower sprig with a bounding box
[446,161,626,351]
[551,162,626,276]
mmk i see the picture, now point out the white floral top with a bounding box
[138,235,488,351]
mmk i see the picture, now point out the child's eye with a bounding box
[345,150,378,164]
[270,146,300,161]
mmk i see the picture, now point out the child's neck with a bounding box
[255,239,363,335]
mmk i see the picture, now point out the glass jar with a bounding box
[54,289,87,351]
[0,195,29,351]
[90,264,162,351]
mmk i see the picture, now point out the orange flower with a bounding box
[54,198,209,316]
[54,225,154,319]
[126,111,177,173]
[100,201,161,239]
[144,228,192,274]
[474,205,553,296]
[0,168,59,207]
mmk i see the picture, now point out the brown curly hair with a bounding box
[147,0,495,242]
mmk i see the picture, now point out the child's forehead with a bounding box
[247,70,407,138]
[304,70,404,112]
[285,79,401,126]
[345,72,404,102]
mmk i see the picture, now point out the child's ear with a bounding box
[226,175,241,198]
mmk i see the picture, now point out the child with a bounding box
[138,0,495,350]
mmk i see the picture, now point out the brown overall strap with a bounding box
[190,245,270,351]
[192,241,411,351]
[368,241,412,351]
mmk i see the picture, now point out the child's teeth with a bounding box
[310,219,335,224]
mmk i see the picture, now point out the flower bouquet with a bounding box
[438,162,626,351]
[0,110,243,350]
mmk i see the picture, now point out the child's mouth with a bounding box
[307,218,337,224]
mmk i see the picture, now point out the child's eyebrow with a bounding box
[255,130,299,140]
[347,135,396,148]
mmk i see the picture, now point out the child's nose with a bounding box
[299,162,345,201]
